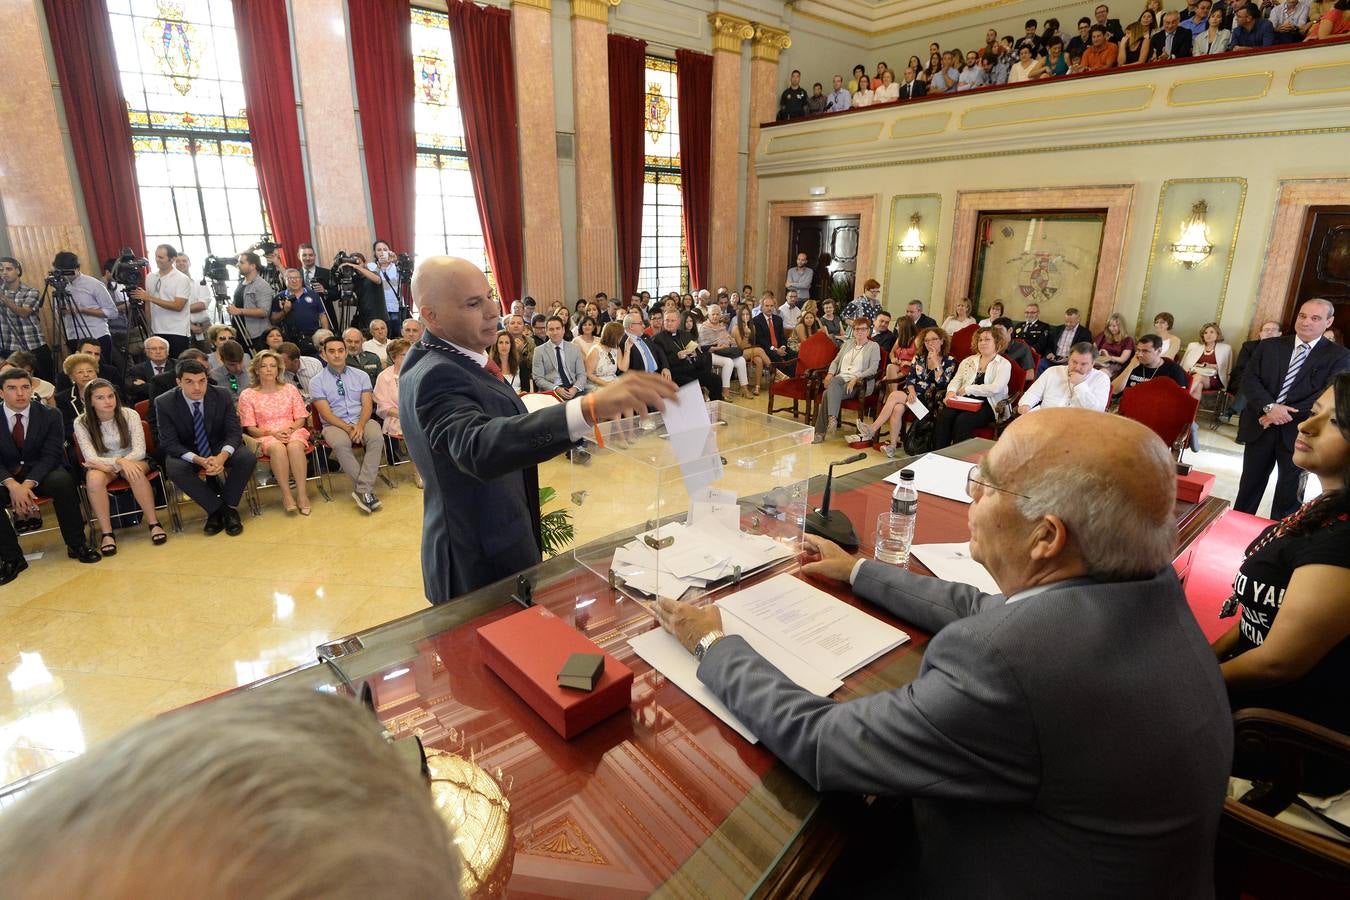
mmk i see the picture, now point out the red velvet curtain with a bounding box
[675,50,712,293]
[232,0,311,262]
[349,0,415,255]
[608,35,647,299]
[445,0,523,304]
[43,0,145,264]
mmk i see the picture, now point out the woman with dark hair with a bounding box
[733,303,770,396]
[1212,372,1350,755]
[819,297,843,340]
[585,322,628,389]
[490,331,527,393]
[73,379,166,553]
[858,327,954,456]
[572,314,599,360]
[509,332,535,390]
[262,327,286,352]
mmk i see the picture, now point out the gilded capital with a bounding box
[751,24,791,63]
[708,12,754,54]
[570,0,619,22]
[514,0,552,10]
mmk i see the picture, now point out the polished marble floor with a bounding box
[0,394,1274,790]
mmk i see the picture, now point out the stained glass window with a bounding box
[640,57,687,296]
[108,0,268,265]
[411,7,490,280]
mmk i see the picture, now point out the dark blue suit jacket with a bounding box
[153,385,242,460]
[1238,335,1350,448]
[0,401,66,486]
[400,333,574,604]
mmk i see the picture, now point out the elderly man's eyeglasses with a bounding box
[966,465,1031,501]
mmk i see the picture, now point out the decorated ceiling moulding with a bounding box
[708,12,755,54]
[570,0,619,22]
[751,24,791,63]
[1287,60,1350,96]
[1167,71,1272,107]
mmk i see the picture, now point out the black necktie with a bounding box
[555,345,572,389]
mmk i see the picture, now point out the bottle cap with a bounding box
[899,468,915,481]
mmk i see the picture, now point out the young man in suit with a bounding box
[530,316,588,399]
[296,242,334,322]
[1,369,102,583]
[1037,307,1094,373]
[155,358,256,536]
[654,409,1232,898]
[399,257,675,604]
[1235,299,1350,518]
[651,310,723,400]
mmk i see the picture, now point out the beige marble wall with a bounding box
[742,54,780,292]
[570,8,616,297]
[0,0,92,340]
[706,50,745,290]
[291,0,369,255]
[512,2,565,303]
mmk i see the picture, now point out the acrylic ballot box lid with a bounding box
[571,400,813,604]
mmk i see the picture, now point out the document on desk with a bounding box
[716,573,909,681]
[909,542,1000,595]
[884,452,973,503]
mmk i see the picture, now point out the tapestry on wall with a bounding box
[970,213,1106,323]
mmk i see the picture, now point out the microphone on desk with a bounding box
[805,452,867,550]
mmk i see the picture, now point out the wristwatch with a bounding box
[692,629,726,662]
[1262,403,1274,414]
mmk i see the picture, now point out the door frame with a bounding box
[767,196,878,302]
[1255,178,1350,339]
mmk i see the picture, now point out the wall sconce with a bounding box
[1168,200,1213,269]
[898,213,926,263]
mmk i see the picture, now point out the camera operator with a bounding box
[226,251,275,351]
[52,251,118,361]
[174,252,216,348]
[296,242,334,324]
[351,239,403,331]
[131,243,193,358]
[0,257,54,383]
[271,267,329,354]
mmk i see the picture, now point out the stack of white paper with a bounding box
[884,452,974,503]
[611,521,795,600]
[908,542,1000,594]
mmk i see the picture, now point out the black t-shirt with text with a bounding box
[1123,359,1188,390]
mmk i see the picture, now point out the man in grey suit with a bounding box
[531,316,588,399]
[657,409,1232,897]
[401,258,675,604]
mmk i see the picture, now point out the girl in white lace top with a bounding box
[73,379,166,553]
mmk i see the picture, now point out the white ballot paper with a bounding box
[662,381,724,498]
[909,542,1001,595]
[688,487,740,530]
[906,396,929,421]
[885,451,973,503]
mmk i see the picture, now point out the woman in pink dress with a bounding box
[238,350,313,514]
[374,339,422,488]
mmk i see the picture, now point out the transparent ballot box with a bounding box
[571,400,813,603]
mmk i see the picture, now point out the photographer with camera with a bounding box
[174,252,217,348]
[0,257,54,383]
[351,239,406,331]
[51,251,118,360]
[131,244,194,358]
[270,268,329,354]
[226,251,275,351]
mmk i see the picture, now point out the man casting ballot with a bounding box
[656,409,1232,897]
[401,257,676,604]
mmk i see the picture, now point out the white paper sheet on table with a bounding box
[906,396,929,420]
[908,542,1001,595]
[629,628,759,743]
[884,452,974,503]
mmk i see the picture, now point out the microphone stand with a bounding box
[805,452,866,549]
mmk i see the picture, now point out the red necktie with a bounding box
[483,358,504,381]
[11,412,23,450]
[767,316,779,348]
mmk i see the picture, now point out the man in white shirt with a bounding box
[1269,0,1311,42]
[362,319,391,363]
[1018,344,1110,414]
[133,243,194,357]
[780,289,802,331]
[174,253,216,348]
[825,74,851,112]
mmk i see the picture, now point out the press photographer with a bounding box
[131,244,193,357]
[225,251,275,351]
[50,251,118,361]
[0,257,54,382]
[270,267,330,354]
[351,239,410,330]
[331,250,383,331]
[174,251,217,348]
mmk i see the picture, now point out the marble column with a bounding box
[744,24,789,293]
[570,0,619,298]
[512,0,565,304]
[0,0,93,342]
[292,0,371,257]
[706,13,753,292]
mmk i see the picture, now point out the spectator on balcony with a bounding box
[1040,39,1069,76]
[1008,44,1046,82]
[1195,7,1233,52]
[1119,21,1151,62]
[923,51,942,83]
[1144,0,1166,26]
[807,82,828,115]
[1082,25,1119,69]
[1067,17,1093,56]
[1015,19,1044,58]
[874,68,900,102]
[852,73,875,107]
[1269,0,1313,42]
[874,61,891,84]
[978,29,999,58]
[1149,11,1195,60]
[778,69,809,120]
[1183,0,1214,34]
[825,74,851,111]
[1137,8,1161,46]
[958,50,989,88]
[928,52,961,93]
[848,63,866,92]
[1041,17,1066,47]
[899,65,928,99]
[1231,2,1276,47]
[1307,0,1350,39]
[1094,3,1126,40]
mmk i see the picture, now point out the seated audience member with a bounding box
[238,350,312,515]
[310,328,334,355]
[587,321,630,390]
[988,40,1013,83]
[777,69,809,119]
[806,82,827,115]
[729,305,768,395]
[1040,39,1069,77]
[1221,319,1281,422]
[1111,333,1190,395]
[1230,2,1276,48]
[1212,373,1350,759]
[654,408,1230,898]
[814,319,881,442]
[872,309,899,355]
[826,74,852,111]
[978,300,1004,328]
[958,50,991,87]
[573,315,600,359]
[859,327,955,456]
[74,378,167,553]
[904,300,936,331]
[886,317,919,380]
[1306,0,1350,39]
[929,51,961,92]
[1268,0,1312,43]
[1194,6,1232,52]
[942,298,977,336]
[362,319,391,363]
[697,307,748,396]
[260,327,286,353]
[532,316,589,398]
[155,359,256,536]
[1094,312,1135,377]
[55,338,119,393]
[1015,17,1044,56]
[935,326,1013,448]
[817,297,844,340]
[1118,20,1150,62]
[209,339,252,402]
[1067,16,1093,55]
[1152,311,1182,359]
[205,324,247,370]
[1018,343,1110,413]
[343,327,382,382]
[621,311,670,377]
[1081,25,1119,69]
[374,338,422,489]
[1183,0,1215,35]
[994,318,1036,371]
[787,302,818,351]
[0,688,463,900]
[58,352,101,436]
[1008,44,1045,82]
[0,369,102,582]
[529,314,548,345]
[311,335,384,514]
[1095,2,1127,40]
[1037,307,1093,373]
[488,331,529,393]
[1149,11,1195,59]
[277,341,321,399]
[1011,303,1051,353]
[401,317,425,344]
[898,65,927,99]
[4,352,55,407]
[1180,321,1233,400]
[653,310,723,400]
[852,73,875,107]
[125,336,174,404]
[873,69,900,103]
[754,294,797,372]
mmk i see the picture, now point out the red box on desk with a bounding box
[477,606,634,739]
[1176,470,1216,504]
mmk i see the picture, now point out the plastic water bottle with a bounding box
[875,469,918,566]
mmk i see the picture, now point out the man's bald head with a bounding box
[412,256,500,351]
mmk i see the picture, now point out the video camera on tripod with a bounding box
[247,234,284,292]
[330,251,362,330]
[110,247,149,292]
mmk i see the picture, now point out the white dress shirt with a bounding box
[1019,365,1111,412]
[448,340,591,442]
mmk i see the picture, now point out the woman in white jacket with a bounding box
[1179,322,1232,400]
[935,326,1012,448]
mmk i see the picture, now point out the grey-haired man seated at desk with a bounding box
[656,409,1233,897]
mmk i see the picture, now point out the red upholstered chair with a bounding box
[69,422,181,533]
[1171,509,1271,643]
[971,355,1029,441]
[134,399,150,419]
[766,330,837,422]
[1118,376,1200,459]
[948,323,979,364]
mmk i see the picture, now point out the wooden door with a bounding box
[788,215,860,303]
[1287,207,1350,338]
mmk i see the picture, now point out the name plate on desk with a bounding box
[477,607,633,739]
